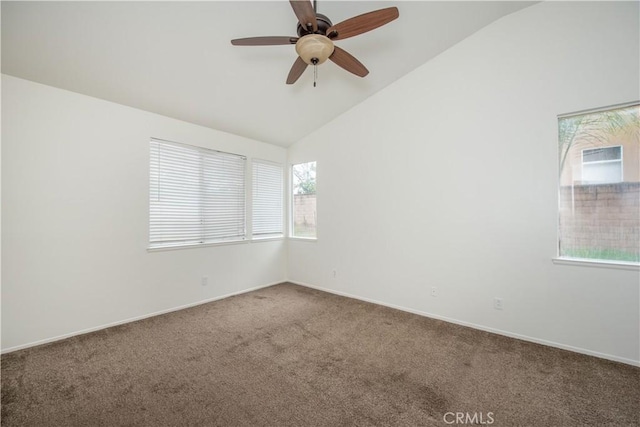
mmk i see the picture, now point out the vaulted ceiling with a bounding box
[1,1,535,147]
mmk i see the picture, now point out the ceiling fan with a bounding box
[231,0,399,85]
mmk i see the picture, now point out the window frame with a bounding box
[148,138,247,251]
[554,102,640,269]
[289,161,317,241]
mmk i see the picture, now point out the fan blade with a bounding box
[290,0,318,32]
[329,46,369,77]
[327,7,399,41]
[287,57,308,84]
[231,36,298,46]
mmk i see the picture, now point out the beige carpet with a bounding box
[2,283,639,426]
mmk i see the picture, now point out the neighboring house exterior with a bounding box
[560,130,639,186]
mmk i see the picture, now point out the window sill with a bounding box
[250,236,285,243]
[148,239,248,252]
[288,236,317,242]
[552,257,639,271]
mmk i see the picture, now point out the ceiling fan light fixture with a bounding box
[230,1,399,85]
[295,34,334,65]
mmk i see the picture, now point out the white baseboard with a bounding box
[1,281,282,354]
[289,280,640,367]
[7,279,638,367]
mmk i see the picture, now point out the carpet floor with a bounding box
[2,283,639,426]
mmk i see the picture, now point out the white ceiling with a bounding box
[1,1,535,147]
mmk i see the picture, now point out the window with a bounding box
[252,160,284,238]
[149,138,246,249]
[558,103,639,263]
[581,146,622,184]
[291,161,317,238]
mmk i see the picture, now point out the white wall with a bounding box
[1,75,287,351]
[288,2,640,365]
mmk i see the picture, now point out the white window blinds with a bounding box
[252,160,284,237]
[149,139,246,249]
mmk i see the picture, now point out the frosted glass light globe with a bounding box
[295,34,335,65]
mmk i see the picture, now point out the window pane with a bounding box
[558,104,639,263]
[149,139,245,249]
[582,161,622,184]
[583,146,621,162]
[253,160,283,237]
[292,161,317,238]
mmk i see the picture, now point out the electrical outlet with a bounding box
[494,297,503,310]
[431,286,439,297]
[201,276,209,286]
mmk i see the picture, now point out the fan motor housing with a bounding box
[297,13,333,37]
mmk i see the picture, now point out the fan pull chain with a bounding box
[310,57,319,87]
[313,63,317,87]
